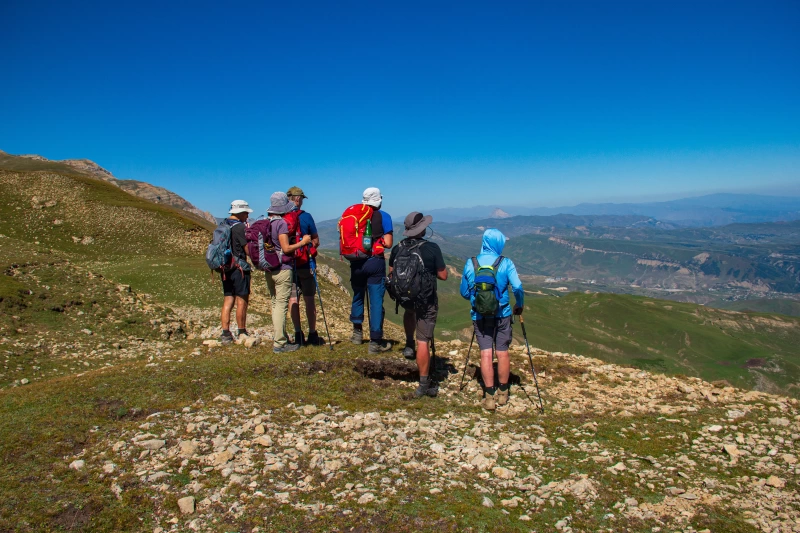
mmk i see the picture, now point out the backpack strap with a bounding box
[492,256,504,269]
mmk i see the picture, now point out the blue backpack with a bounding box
[206,220,249,275]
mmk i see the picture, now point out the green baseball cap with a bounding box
[287,186,307,199]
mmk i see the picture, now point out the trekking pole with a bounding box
[519,316,545,413]
[308,255,333,351]
[430,335,437,385]
[293,260,303,347]
[458,330,476,391]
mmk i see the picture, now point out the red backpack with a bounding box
[283,210,317,267]
[338,204,374,261]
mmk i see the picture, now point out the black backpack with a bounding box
[386,239,435,310]
[471,256,504,316]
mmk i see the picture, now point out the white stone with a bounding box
[482,496,494,508]
[140,439,166,450]
[358,493,375,504]
[765,476,785,489]
[69,460,85,470]
[178,496,195,514]
[492,466,516,479]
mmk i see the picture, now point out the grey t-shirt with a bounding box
[269,217,293,271]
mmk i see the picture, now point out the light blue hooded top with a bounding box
[459,228,524,320]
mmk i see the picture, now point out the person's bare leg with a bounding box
[479,349,495,388]
[235,296,248,331]
[221,296,235,331]
[416,340,430,376]
[289,290,301,333]
[496,351,510,385]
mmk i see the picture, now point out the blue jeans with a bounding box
[349,257,386,341]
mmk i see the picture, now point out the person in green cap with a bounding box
[286,186,324,346]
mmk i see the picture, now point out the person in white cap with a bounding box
[220,199,253,345]
[346,187,394,353]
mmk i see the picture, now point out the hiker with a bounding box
[338,187,393,353]
[219,200,253,345]
[459,228,524,411]
[388,212,447,398]
[285,186,323,346]
[265,192,312,353]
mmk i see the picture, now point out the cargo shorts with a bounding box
[474,316,512,352]
[402,299,438,343]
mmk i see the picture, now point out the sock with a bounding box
[499,383,509,392]
[486,386,496,396]
[295,330,302,336]
[309,330,317,336]
[238,329,248,336]
[405,337,414,347]
[419,375,430,387]
[353,323,363,330]
[222,329,232,337]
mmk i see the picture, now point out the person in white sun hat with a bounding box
[219,199,253,345]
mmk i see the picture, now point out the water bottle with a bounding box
[362,220,373,253]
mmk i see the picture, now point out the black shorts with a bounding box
[221,268,251,298]
[292,268,316,297]
[402,300,438,343]
[474,316,512,352]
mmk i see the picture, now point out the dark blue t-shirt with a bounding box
[298,211,317,236]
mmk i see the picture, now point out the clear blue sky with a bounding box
[2,1,799,220]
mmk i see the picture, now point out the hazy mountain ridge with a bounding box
[0,149,216,225]
[427,193,800,226]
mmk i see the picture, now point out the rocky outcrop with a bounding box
[3,150,216,225]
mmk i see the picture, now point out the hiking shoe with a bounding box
[273,343,300,354]
[402,345,416,360]
[350,327,363,345]
[482,395,496,411]
[414,383,438,398]
[496,388,509,406]
[368,340,393,354]
[220,332,234,345]
[307,331,326,346]
[292,331,305,346]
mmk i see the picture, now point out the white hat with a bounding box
[229,199,253,214]
[362,187,382,208]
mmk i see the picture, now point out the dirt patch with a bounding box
[354,358,418,382]
[745,358,765,368]
[95,398,151,420]
[51,500,103,531]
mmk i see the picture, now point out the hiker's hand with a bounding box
[301,235,312,245]
[513,306,523,316]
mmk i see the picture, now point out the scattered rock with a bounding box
[69,460,85,470]
[482,496,494,508]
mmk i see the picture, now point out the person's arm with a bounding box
[459,261,473,300]
[305,214,320,248]
[378,210,393,249]
[506,259,525,313]
[279,233,311,254]
[383,232,393,249]
[311,233,320,248]
[434,244,447,280]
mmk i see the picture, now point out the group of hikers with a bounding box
[207,187,525,410]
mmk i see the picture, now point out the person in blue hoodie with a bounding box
[459,228,524,411]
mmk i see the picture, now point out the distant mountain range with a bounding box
[0,150,216,225]
[426,193,800,226]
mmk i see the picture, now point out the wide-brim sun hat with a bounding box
[267,192,294,215]
[403,211,433,236]
[229,199,253,214]
[362,187,382,208]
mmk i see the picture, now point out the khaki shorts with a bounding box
[402,300,438,343]
[291,268,316,297]
[474,316,512,352]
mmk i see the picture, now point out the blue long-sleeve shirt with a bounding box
[459,228,524,320]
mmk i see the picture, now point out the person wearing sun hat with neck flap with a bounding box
[265,192,312,353]
[219,199,253,345]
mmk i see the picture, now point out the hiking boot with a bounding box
[292,331,305,346]
[220,332,234,345]
[273,343,300,354]
[482,395,496,411]
[307,331,326,346]
[496,388,509,406]
[368,340,392,354]
[350,326,363,345]
[402,344,416,360]
[414,382,438,398]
